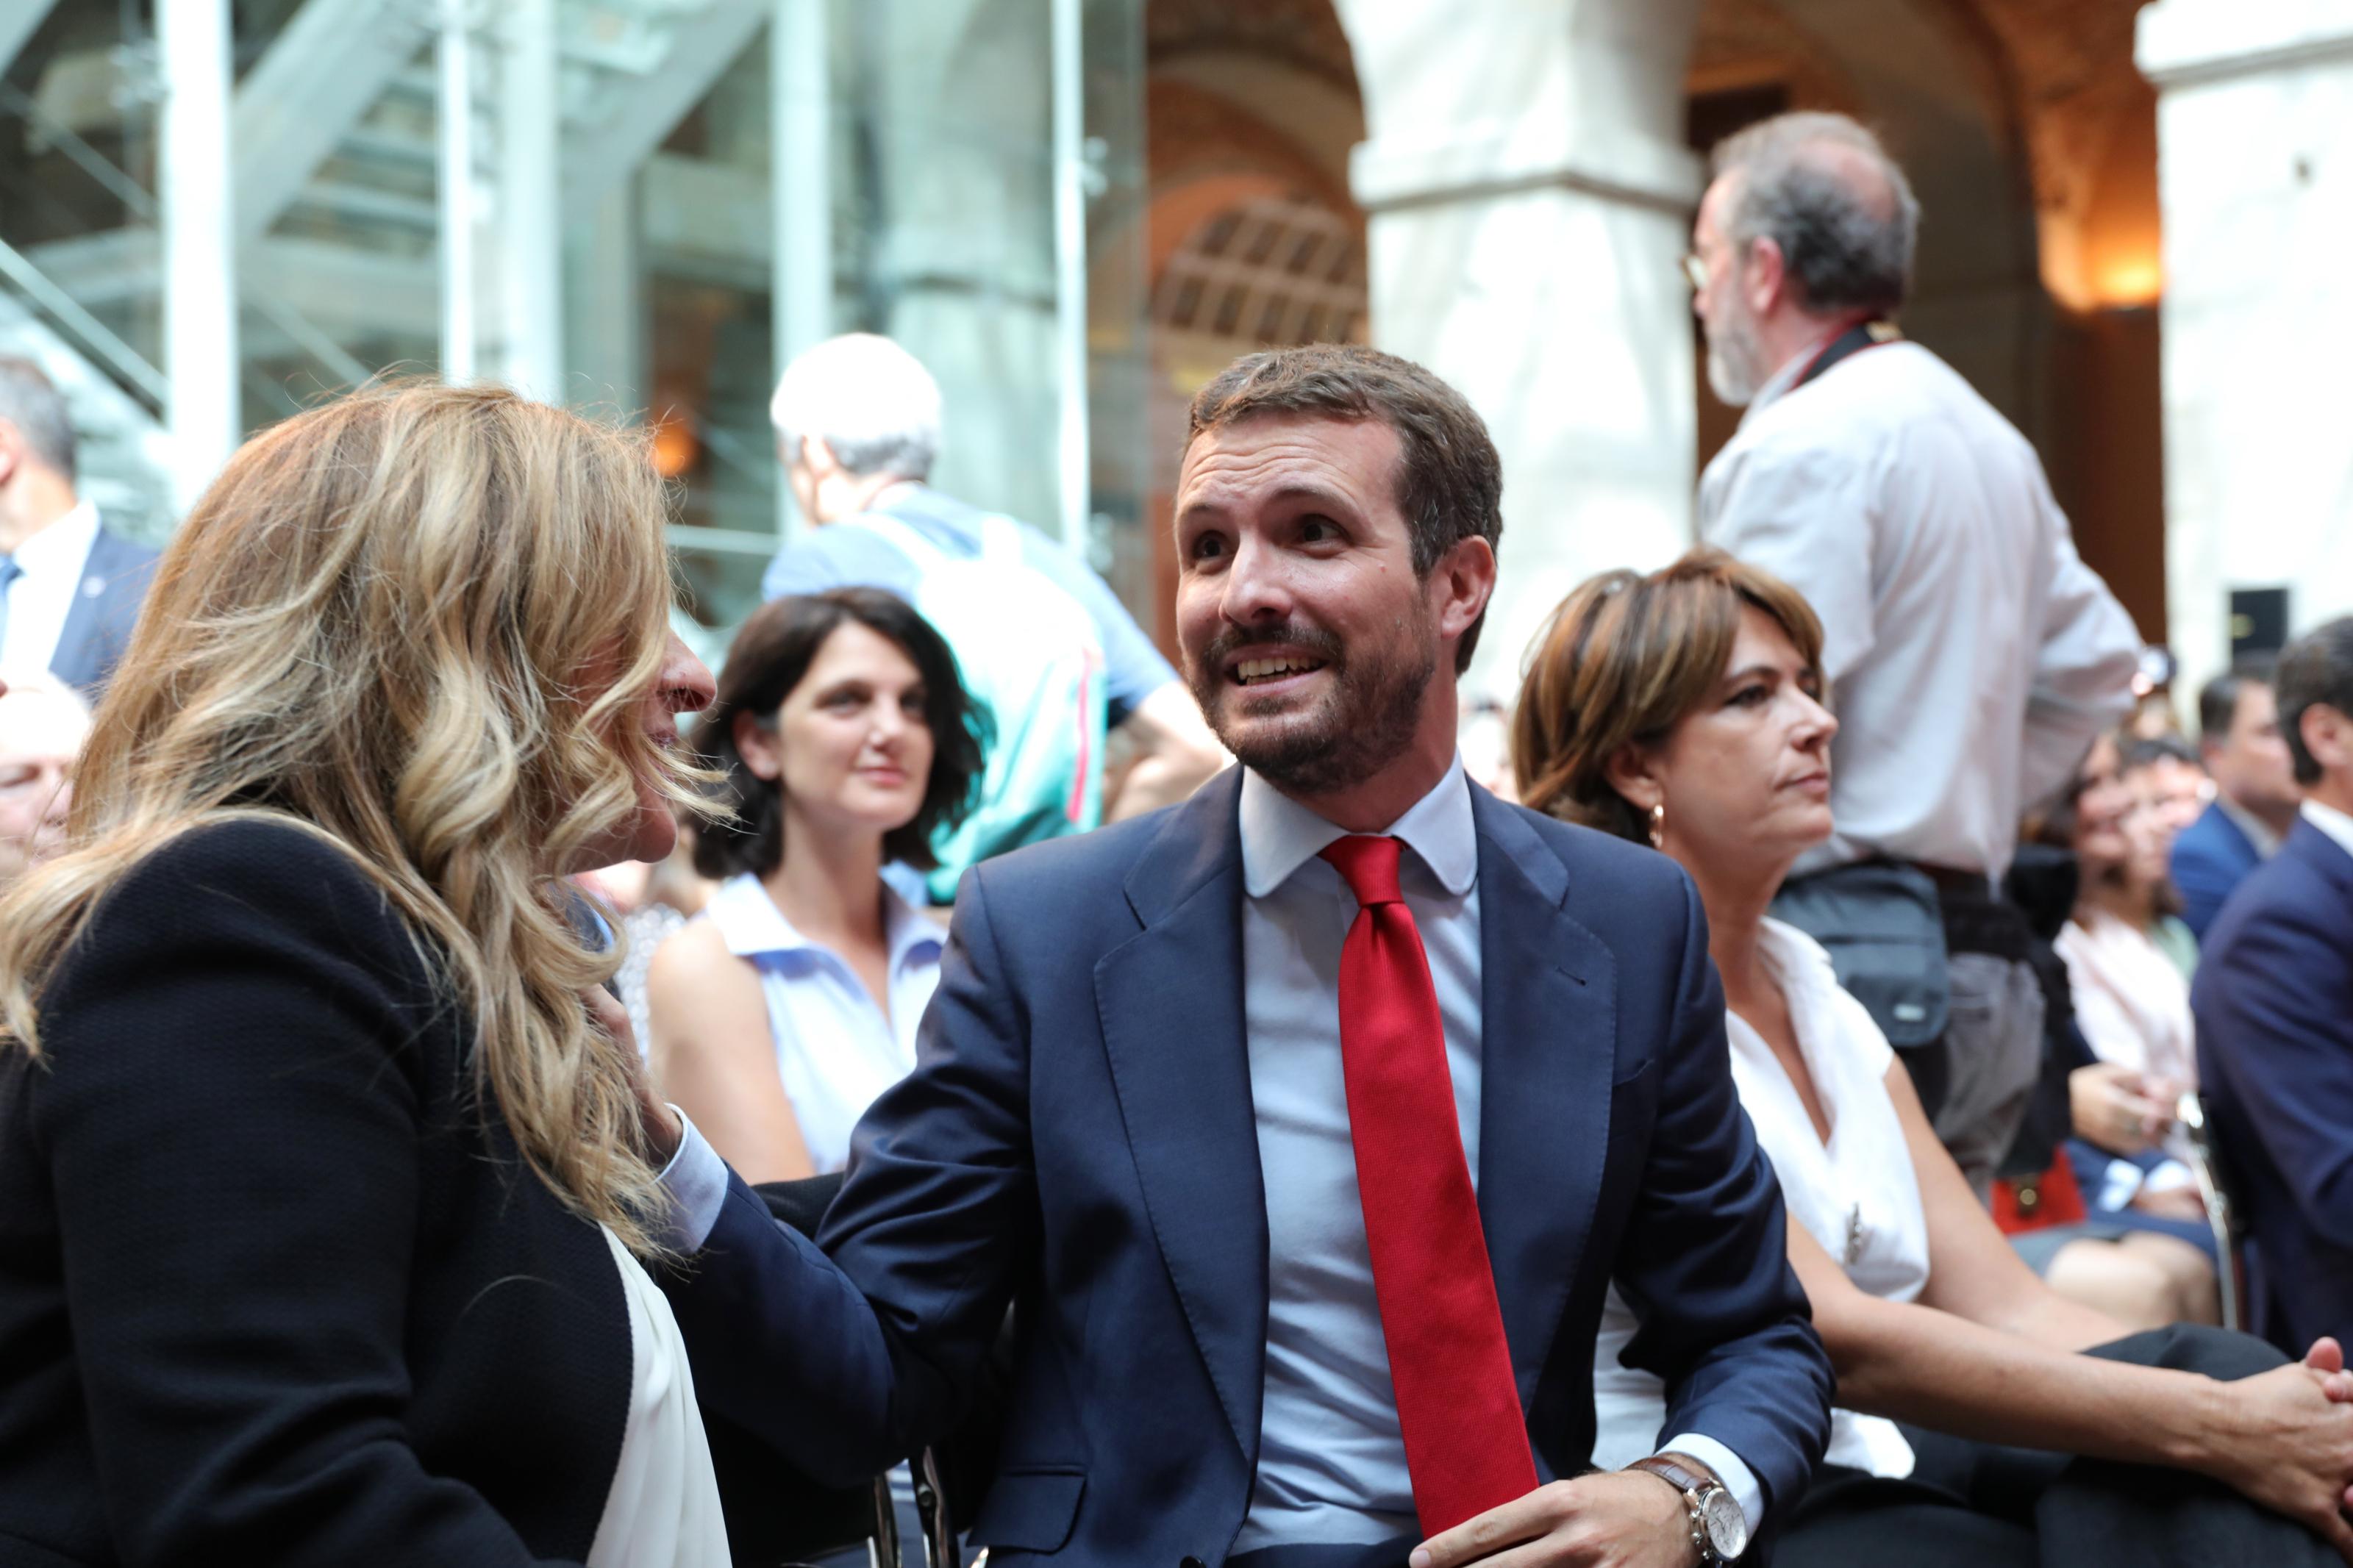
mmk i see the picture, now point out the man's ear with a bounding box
[2301,704,2353,776]
[1743,235,1789,317]
[732,708,785,783]
[1433,534,1497,649]
[1601,742,1664,816]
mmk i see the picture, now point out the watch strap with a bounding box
[1627,1454,1715,1497]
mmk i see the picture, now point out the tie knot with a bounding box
[1320,834,1404,907]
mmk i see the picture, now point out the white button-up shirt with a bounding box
[0,499,100,677]
[1232,756,1759,1550]
[1699,342,2140,880]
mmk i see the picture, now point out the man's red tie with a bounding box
[1319,834,1539,1538]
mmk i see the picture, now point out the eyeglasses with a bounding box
[1679,253,1710,293]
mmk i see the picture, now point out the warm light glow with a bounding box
[2092,257,2164,309]
[651,409,700,479]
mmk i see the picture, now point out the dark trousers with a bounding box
[1781,1324,2335,1568]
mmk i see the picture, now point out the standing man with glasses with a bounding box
[1685,112,2140,1198]
[757,343,1832,1567]
[0,357,156,698]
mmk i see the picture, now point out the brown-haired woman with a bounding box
[0,384,889,1564]
[648,587,985,1182]
[1515,547,2353,1568]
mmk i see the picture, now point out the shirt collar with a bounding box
[2300,798,2353,862]
[709,871,943,972]
[10,500,98,576]
[1741,325,1848,422]
[1238,753,1477,901]
[2215,792,2283,858]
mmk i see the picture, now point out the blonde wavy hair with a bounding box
[0,382,706,1255]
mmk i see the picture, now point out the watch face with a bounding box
[1701,1487,1749,1558]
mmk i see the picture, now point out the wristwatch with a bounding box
[1627,1453,1749,1564]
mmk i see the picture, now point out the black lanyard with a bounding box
[1793,319,1898,390]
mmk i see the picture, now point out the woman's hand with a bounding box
[2194,1348,2353,1561]
[2070,1062,2171,1156]
[583,985,682,1164]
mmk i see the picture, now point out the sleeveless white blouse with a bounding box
[587,1226,729,1567]
[1589,919,1930,1481]
[701,873,944,1173]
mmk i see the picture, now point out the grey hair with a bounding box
[1710,112,1920,316]
[0,357,76,483]
[768,332,941,482]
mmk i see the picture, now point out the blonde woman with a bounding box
[0,386,889,1565]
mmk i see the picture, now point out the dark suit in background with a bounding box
[2171,798,2267,941]
[46,522,158,698]
[2191,815,2353,1353]
[812,769,1832,1567]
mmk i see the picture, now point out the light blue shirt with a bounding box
[1230,756,1762,1550]
[699,873,943,1174]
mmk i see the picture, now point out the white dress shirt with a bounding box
[0,499,100,677]
[1231,756,1760,1550]
[1590,920,1927,1483]
[696,873,943,1174]
[1699,343,2140,881]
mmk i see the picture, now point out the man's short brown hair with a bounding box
[1185,344,1504,673]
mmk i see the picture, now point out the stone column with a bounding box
[2140,0,2353,696]
[1335,0,1704,706]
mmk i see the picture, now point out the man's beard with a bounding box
[1188,610,1437,798]
[1705,302,1766,407]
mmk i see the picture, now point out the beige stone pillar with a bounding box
[1335,0,1704,705]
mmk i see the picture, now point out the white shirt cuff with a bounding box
[1658,1432,1765,1545]
[2143,1159,2196,1195]
[653,1108,729,1254]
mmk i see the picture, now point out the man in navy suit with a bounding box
[813,346,1832,1567]
[2194,617,2353,1354]
[2173,659,2302,939]
[0,357,159,698]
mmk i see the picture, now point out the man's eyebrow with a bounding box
[1176,481,1361,520]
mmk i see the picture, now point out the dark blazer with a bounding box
[2172,798,2266,940]
[2192,816,2353,1352]
[814,770,1833,1566]
[0,819,884,1565]
[46,521,158,699]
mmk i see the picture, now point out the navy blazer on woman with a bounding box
[2193,815,2353,1353]
[811,770,1832,1566]
[0,820,882,1565]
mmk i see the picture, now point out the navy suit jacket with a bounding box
[815,770,1832,1565]
[48,523,159,699]
[2192,817,2353,1351]
[2173,798,2265,940]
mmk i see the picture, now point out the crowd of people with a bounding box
[0,107,2349,1568]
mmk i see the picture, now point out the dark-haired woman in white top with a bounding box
[1513,548,2353,1568]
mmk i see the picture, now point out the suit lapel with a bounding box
[46,524,109,692]
[1471,790,1618,1407]
[1093,770,1269,1463]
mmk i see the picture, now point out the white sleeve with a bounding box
[1699,435,1879,684]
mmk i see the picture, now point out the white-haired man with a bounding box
[763,333,1223,900]
[0,670,90,888]
[1690,112,2141,1196]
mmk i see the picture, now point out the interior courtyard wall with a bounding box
[2140,0,2353,701]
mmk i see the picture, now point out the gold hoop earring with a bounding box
[1648,801,1666,850]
